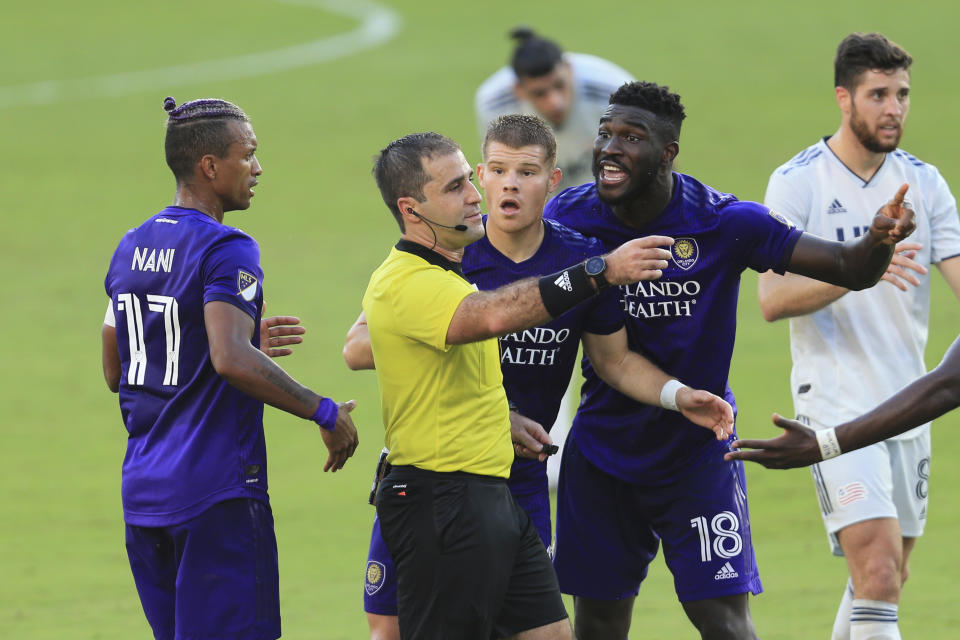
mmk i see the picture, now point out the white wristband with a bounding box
[815,427,842,460]
[659,379,685,411]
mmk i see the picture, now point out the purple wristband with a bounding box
[311,397,339,431]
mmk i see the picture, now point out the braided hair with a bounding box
[162,96,249,181]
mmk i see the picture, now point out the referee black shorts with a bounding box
[376,465,567,639]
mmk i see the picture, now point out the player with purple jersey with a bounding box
[101,97,359,640]
[346,115,735,640]
[543,82,916,640]
[106,205,272,523]
[463,215,621,543]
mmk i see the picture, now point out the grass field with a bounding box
[3,0,959,637]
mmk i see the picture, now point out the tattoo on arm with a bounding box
[249,350,318,413]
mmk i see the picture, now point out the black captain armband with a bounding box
[538,262,597,318]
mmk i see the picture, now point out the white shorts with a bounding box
[801,415,930,556]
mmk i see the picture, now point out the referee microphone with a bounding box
[408,208,468,231]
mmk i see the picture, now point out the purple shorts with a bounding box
[363,516,399,616]
[125,498,280,640]
[363,488,552,616]
[554,433,762,602]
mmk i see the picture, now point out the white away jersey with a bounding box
[765,137,960,438]
[474,53,634,193]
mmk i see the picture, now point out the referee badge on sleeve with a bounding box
[237,270,259,302]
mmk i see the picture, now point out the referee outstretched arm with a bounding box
[446,234,673,344]
[346,312,735,443]
[345,241,676,358]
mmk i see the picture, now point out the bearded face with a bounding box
[845,68,911,154]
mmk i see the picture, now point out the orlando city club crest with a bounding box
[671,238,699,271]
[237,270,259,302]
[365,560,386,595]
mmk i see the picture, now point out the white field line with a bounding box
[0,0,402,109]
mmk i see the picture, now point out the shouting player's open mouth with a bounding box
[598,161,628,185]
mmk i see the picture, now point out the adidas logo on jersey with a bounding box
[826,199,847,214]
[554,272,573,291]
[714,562,739,580]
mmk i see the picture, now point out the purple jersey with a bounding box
[462,218,622,494]
[104,207,268,527]
[544,175,802,483]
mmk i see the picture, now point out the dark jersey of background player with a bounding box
[545,178,800,480]
[105,207,270,524]
[463,216,621,541]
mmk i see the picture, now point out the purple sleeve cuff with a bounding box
[311,397,339,431]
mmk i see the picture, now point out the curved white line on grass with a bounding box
[0,0,401,109]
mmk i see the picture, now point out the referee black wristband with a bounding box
[538,262,596,318]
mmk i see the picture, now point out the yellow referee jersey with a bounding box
[362,242,513,478]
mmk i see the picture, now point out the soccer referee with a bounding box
[362,132,673,639]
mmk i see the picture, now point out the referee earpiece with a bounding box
[407,208,468,232]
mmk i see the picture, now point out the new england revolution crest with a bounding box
[365,560,386,595]
[670,238,699,271]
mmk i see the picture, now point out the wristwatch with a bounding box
[584,256,609,290]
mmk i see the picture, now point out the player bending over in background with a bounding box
[475,26,634,193]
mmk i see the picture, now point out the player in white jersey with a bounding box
[759,33,960,640]
[474,27,634,193]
